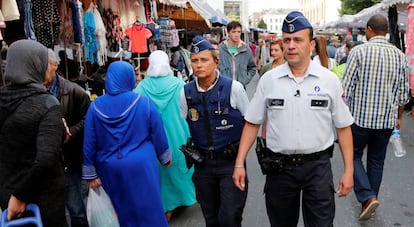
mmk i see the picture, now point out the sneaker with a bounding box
[359,197,380,220]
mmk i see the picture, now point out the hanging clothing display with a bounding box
[125,23,152,54]
[70,0,83,44]
[102,0,145,30]
[407,4,414,96]
[1,0,20,21]
[102,8,121,52]
[170,20,179,48]
[84,10,98,63]
[24,0,36,40]
[32,0,61,48]
[150,0,158,21]
[92,4,107,66]
[57,0,74,45]
[0,11,5,28]
[3,0,26,46]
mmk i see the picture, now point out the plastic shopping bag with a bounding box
[86,186,120,227]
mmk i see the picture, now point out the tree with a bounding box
[257,19,267,30]
[339,0,382,16]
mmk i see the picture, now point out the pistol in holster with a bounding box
[179,138,204,169]
[255,136,285,175]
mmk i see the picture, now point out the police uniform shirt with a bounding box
[180,71,249,118]
[245,61,354,154]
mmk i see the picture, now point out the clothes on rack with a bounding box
[92,3,107,66]
[32,0,61,48]
[125,22,152,54]
[58,0,74,45]
[84,10,98,64]
[70,0,84,44]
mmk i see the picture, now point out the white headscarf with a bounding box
[147,50,173,77]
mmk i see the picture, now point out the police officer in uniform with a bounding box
[180,36,250,227]
[232,12,354,226]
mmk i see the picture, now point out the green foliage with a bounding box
[339,0,382,16]
[257,18,267,29]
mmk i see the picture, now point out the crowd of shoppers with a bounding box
[0,11,412,227]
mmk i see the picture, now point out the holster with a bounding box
[179,139,205,169]
[256,137,285,175]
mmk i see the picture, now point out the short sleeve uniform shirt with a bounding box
[245,61,353,154]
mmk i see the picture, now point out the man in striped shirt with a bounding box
[342,14,409,221]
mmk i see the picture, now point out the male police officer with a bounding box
[180,36,249,227]
[232,11,354,226]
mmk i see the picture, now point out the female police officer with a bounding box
[180,36,250,227]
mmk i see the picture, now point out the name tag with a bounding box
[267,98,285,110]
[267,99,284,107]
[310,99,329,109]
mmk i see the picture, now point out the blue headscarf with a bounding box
[93,61,139,118]
[105,61,136,95]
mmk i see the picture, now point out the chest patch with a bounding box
[267,99,284,107]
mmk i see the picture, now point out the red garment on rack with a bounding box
[125,24,152,54]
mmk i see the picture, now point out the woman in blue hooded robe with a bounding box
[82,61,171,227]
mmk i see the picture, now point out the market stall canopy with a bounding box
[201,2,228,26]
[324,1,409,30]
[158,0,187,8]
[381,0,414,8]
[352,2,408,28]
[325,14,361,29]
[157,0,227,30]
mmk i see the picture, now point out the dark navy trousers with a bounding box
[193,158,248,227]
[265,158,335,227]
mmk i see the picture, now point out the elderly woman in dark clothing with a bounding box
[0,40,66,227]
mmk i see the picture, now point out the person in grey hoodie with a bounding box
[219,21,257,87]
[0,40,66,227]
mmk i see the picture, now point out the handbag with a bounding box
[86,186,120,227]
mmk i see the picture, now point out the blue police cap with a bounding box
[282,11,312,33]
[190,35,214,54]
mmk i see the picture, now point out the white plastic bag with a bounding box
[86,186,120,227]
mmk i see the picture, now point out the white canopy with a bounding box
[324,1,410,30]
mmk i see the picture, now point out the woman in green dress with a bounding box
[134,50,196,222]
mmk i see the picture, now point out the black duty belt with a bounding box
[268,145,334,167]
[198,145,239,160]
[202,151,232,159]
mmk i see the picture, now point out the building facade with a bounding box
[223,0,249,29]
[298,0,340,28]
[263,8,298,37]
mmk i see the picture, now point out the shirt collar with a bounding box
[368,35,388,43]
[273,61,321,80]
[195,69,220,92]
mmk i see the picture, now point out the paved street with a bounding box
[169,74,414,227]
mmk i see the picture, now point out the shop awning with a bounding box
[157,0,228,29]
[200,2,228,26]
[381,0,413,8]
